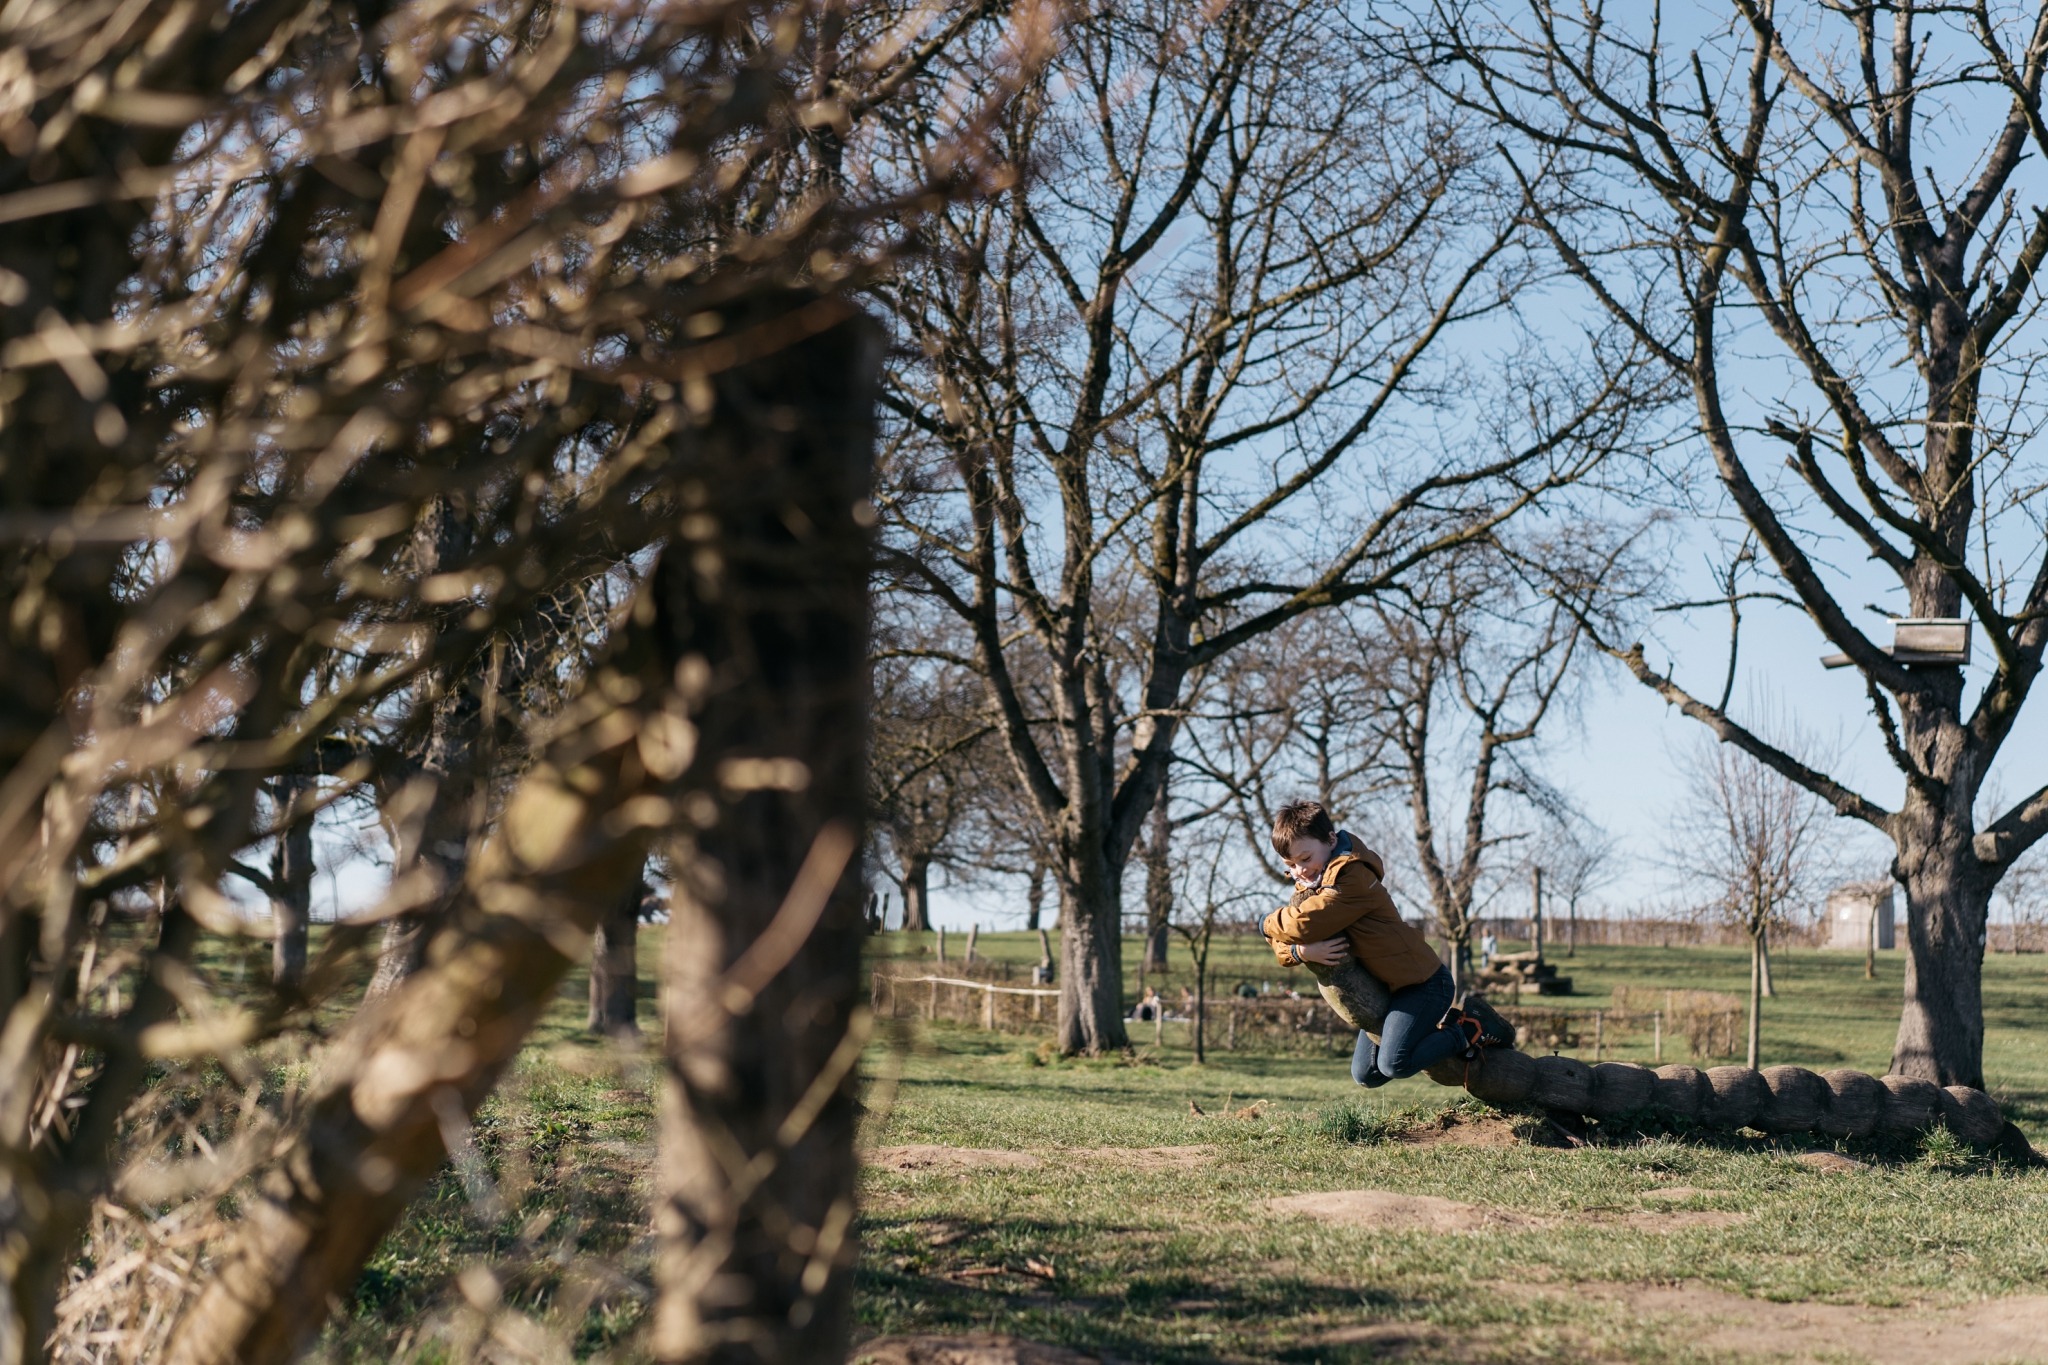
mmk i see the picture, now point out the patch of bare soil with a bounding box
[1267,1190,1747,1233]
[1401,1112,1523,1148]
[1571,1281,2048,1364]
[851,1335,1100,1365]
[867,1146,1043,1173]
[1062,1144,1215,1170]
[1267,1189,1542,1232]
[1794,1150,1871,1174]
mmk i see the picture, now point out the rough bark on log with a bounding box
[1940,1086,2004,1146]
[1703,1066,1768,1129]
[1304,957,1391,1036]
[1651,1065,1708,1121]
[1586,1062,1653,1119]
[1757,1065,1829,1133]
[1528,1054,1593,1112]
[1878,1073,1944,1135]
[1818,1070,1884,1138]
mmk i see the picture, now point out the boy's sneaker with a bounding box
[1452,1015,1483,1059]
[1454,994,1516,1049]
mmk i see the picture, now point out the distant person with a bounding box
[1235,980,1258,1000]
[1481,930,1498,968]
[1261,800,1514,1087]
[1129,985,1162,1023]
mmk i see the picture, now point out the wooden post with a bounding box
[935,925,946,964]
[1154,1006,1164,1048]
[927,979,938,1021]
[965,923,978,966]
[1593,1010,1604,1062]
[1226,1003,1238,1051]
[982,984,994,1030]
[1653,1011,1663,1064]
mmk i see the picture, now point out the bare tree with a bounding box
[869,653,992,932]
[1543,823,1619,959]
[1415,2,2048,1087]
[1993,848,2048,956]
[1171,840,1265,1064]
[1670,736,1836,1068]
[1379,555,1590,989]
[1181,612,1396,881]
[877,0,1642,1052]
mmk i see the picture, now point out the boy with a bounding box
[1263,800,1514,1087]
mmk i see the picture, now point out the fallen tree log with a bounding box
[1305,960,2026,1152]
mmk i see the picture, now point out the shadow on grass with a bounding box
[856,1247,1424,1365]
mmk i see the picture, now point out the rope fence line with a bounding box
[867,970,1764,1068]
[869,971,1363,1052]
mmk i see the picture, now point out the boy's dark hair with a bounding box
[1270,800,1336,854]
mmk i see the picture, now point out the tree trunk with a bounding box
[1891,798,1993,1087]
[365,915,429,999]
[269,776,313,991]
[1057,850,1130,1055]
[1566,894,1577,958]
[1141,773,1171,974]
[1025,861,1045,932]
[1449,928,1472,994]
[900,854,931,933]
[653,301,876,1364]
[588,872,644,1037]
[1758,928,1775,999]
[1747,930,1763,1069]
[1191,944,1208,1064]
[1530,866,1544,960]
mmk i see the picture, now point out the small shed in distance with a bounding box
[1824,881,1896,951]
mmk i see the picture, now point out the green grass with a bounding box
[857,1040,2048,1360]
[268,933,2048,1361]
[852,938,2048,1363]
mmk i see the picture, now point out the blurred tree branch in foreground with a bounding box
[0,0,1048,1359]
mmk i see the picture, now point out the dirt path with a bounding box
[1568,1280,2048,1364]
[1265,1188,1746,1232]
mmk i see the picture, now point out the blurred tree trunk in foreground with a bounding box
[268,774,315,991]
[652,306,878,1364]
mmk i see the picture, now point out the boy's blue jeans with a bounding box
[1350,965,1463,1084]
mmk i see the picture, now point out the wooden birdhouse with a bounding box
[1820,618,1971,669]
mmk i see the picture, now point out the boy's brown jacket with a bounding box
[1261,836,1441,989]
